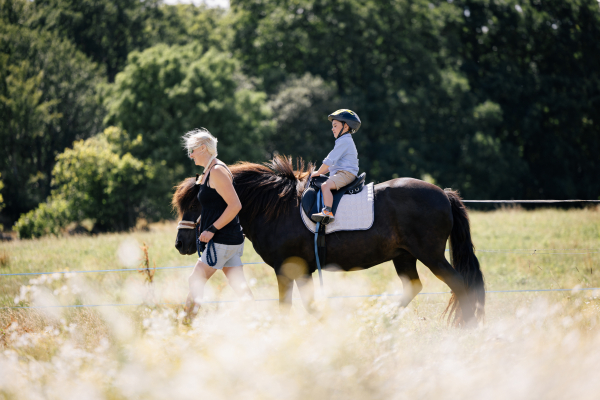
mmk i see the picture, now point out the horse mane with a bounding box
[172,176,201,219]
[172,155,314,221]
[230,155,313,221]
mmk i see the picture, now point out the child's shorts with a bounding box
[201,242,244,270]
[329,170,356,190]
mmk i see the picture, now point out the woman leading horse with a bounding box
[181,128,254,321]
[173,156,485,327]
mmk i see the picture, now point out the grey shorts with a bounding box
[200,242,244,270]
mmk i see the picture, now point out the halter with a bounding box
[177,214,217,266]
[177,214,201,230]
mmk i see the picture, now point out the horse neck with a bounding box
[235,190,298,243]
[237,212,258,242]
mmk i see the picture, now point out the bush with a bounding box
[15,127,152,238]
[14,197,71,239]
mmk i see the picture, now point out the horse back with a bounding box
[376,178,451,208]
[373,177,453,235]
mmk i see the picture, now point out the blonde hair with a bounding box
[182,128,218,158]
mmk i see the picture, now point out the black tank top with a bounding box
[197,161,244,247]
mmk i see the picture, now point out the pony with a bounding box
[172,156,485,326]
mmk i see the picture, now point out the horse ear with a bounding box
[195,173,200,185]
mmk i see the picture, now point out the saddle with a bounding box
[301,172,366,285]
[301,172,366,223]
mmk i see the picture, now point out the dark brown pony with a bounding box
[173,156,485,326]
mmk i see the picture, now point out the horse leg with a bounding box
[276,257,318,315]
[392,252,422,307]
[276,273,293,313]
[295,274,320,317]
[419,254,476,326]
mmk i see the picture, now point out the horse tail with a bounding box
[444,189,486,324]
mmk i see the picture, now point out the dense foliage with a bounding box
[0,14,105,226]
[0,172,4,213]
[1,0,599,236]
[15,127,152,238]
[231,0,600,198]
[104,43,272,177]
[454,0,600,199]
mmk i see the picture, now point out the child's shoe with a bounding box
[312,207,335,224]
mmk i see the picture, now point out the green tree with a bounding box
[232,0,489,189]
[0,21,105,227]
[232,0,600,200]
[0,58,61,214]
[104,43,273,181]
[0,172,4,213]
[28,0,149,82]
[450,0,600,199]
[143,3,228,49]
[15,127,152,238]
[28,1,232,82]
[267,73,339,162]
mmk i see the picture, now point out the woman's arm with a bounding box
[199,165,242,243]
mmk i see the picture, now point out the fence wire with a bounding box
[463,200,600,203]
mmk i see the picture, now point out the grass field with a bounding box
[0,207,599,399]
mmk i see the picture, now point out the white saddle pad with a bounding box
[300,183,375,234]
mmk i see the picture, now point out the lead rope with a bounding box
[314,190,324,292]
[195,220,218,267]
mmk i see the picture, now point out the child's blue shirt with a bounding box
[323,134,359,176]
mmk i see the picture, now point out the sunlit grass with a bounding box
[0,207,599,399]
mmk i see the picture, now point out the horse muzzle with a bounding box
[175,230,197,255]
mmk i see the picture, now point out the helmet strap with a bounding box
[336,122,349,139]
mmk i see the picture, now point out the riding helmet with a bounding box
[328,109,361,133]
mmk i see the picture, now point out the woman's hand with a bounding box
[311,171,321,178]
[199,230,215,243]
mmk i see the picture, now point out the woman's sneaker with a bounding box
[312,207,335,224]
[183,295,200,325]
